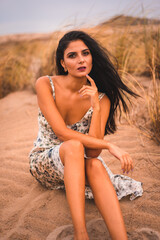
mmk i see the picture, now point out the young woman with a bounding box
[29,31,143,240]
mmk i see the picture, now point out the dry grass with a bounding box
[121,72,160,145]
[0,34,60,97]
[146,58,160,144]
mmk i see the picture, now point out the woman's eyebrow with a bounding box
[66,51,75,56]
[66,48,89,56]
[82,48,89,51]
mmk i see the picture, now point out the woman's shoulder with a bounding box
[35,75,49,87]
[36,75,54,84]
[99,93,111,107]
[98,92,109,101]
[34,76,54,95]
[35,75,59,89]
[36,75,65,86]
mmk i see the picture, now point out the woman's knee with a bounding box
[62,139,84,153]
[85,158,105,178]
[59,140,84,163]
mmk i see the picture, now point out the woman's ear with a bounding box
[60,59,67,72]
[60,59,65,69]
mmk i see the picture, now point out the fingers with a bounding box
[79,85,98,97]
[108,144,134,174]
[86,74,97,87]
[79,87,97,97]
[78,75,97,96]
[79,85,94,92]
[120,153,134,174]
[80,90,94,97]
[78,81,99,109]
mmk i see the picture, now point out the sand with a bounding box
[0,86,160,240]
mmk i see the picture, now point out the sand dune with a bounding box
[0,88,160,240]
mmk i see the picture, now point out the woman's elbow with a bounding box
[85,149,102,158]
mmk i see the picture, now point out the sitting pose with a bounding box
[29,31,143,240]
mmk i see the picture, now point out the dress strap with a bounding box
[47,75,55,98]
[98,93,105,101]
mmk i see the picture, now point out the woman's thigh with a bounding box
[29,145,64,188]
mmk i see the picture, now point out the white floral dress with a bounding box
[29,76,143,200]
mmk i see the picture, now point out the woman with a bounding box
[29,31,143,240]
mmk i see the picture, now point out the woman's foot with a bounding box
[74,230,89,240]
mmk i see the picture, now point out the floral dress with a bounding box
[29,76,143,200]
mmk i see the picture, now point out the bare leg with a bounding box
[85,158,128,240]
[59,140,89,240]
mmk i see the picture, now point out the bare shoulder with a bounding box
[99,94,111,118]
[99,94,111,122]
[100,93,111,107]
[35,75,50,90]
[35,75,61,92]
[36,75,65,86]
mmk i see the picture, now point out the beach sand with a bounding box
[0,87,160,240]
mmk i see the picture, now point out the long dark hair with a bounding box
[56,30,138,135]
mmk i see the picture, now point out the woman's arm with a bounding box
[85,95,110,157]
[78,75,111,158]
[36,76,133,173]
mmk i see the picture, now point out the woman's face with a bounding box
[61,40,92,77]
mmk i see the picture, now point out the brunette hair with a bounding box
[56,30,138,134]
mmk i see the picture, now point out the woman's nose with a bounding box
[78,55,84,63]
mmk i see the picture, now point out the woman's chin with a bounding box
[77,70,91,77]
[70,72,88,78]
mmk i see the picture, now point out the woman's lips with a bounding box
[77,66,86,71]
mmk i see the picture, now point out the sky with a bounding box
[0,0,160,36]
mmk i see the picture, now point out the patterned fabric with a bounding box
[29,76,143,200]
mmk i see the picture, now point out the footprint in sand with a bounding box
[129,228,160,240]
[46,219,160,240]
[46,218,110,240]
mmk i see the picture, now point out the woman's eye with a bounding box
[68,53,76,58]
[83,51,90,56]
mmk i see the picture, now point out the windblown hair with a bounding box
[56,31,138,135]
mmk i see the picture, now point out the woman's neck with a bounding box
[64,75,88,92]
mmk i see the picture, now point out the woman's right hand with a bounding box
[79,74,100,110]
[108,143,134,174]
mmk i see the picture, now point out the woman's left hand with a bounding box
[108,143,134,173]
[79,74,100,110]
